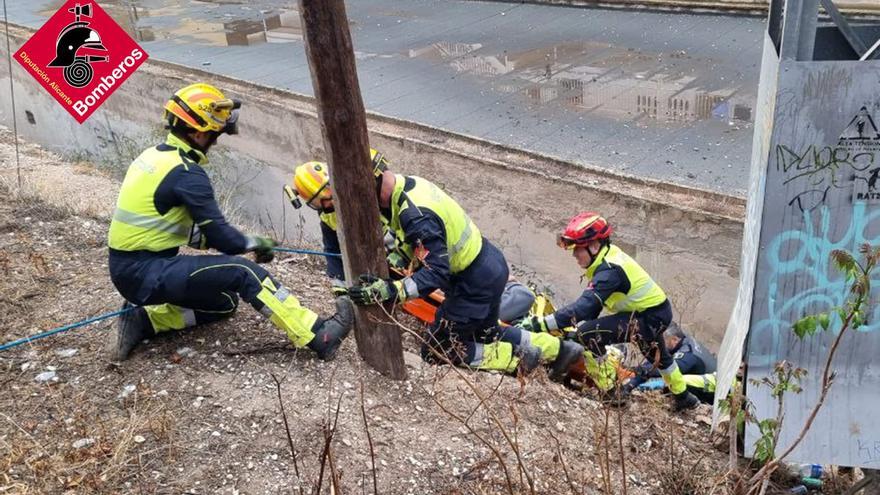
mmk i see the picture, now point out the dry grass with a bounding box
[2,125,862,495]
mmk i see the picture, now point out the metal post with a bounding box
[819,0,868,57]
[779,0,820,61]
[768,0,785,53]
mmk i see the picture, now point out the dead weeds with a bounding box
[0,127,831,495]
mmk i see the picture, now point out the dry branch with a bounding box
[271,373,304,495]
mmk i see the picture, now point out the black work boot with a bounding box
[112,302,154,361]
[307,296,355,360]
[515,345,542,376]
[672,390,700,412]
[549,340,584,382]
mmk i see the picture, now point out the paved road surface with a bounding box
[10,0,764,194]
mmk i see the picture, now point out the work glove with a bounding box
[519,315,549,333]
[246,236,277,264]
[637,378,667,391]
[386,251,409,272]
[348,274,402,306]
[330,278,348,297]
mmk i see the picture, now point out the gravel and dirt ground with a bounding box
[0,129,859,494]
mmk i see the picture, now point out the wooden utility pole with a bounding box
[298,0,406,379]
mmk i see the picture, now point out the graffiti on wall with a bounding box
[749,202,880,365]
[777,107,880,212]
[736,62,880,468]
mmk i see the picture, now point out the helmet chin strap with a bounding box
[375,174,385,205]
[194,131,220,153]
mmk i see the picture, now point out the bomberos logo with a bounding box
[14,0,148,124]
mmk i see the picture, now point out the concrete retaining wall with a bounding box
[0,24,745,348]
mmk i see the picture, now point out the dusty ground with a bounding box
[0,130,855,495]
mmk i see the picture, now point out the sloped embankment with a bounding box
[0,129,734,494]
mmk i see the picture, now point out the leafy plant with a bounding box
[746,244,878,491]
[753,419,778,464]
[748,361,806,464]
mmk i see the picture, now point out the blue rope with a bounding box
[0,248,338,352]
[0,307,135,352]
[273,247,341,258]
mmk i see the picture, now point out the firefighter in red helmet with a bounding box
[520,212,699,411]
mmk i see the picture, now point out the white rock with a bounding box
[20,362,34,372]
[212,431,221,437]
[157,390,168,397]
[72,438,95,449]
[134,435,146,443]
[35,371,56,382]
[55,348,78,358]
[342,438,352,447]
[118,384,136,399]
[176,347,195,357]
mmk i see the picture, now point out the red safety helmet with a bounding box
[557,212,613,249]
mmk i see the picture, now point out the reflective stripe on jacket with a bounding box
[388,174,482,274]
[584,244,666,313]
[108,134,205,252]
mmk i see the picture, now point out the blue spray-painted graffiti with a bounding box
[749,203,880,365]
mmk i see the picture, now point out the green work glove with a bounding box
[246,236,277,264]
[330,278,348,297]
[348,274,401,306]
[520,315,549,333]
[386,251,409,272]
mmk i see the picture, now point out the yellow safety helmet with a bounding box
[289,161,332,210]
[164,83,241,134]
[286,149,389,209]
[370,148,389,178]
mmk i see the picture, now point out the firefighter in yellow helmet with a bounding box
[107,83,353,361]
[288,152,409,287]
[302,151,584,378]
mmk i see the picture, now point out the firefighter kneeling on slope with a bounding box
[106,83,353,361]
[295,153,583,377]
[519,212,700,411]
